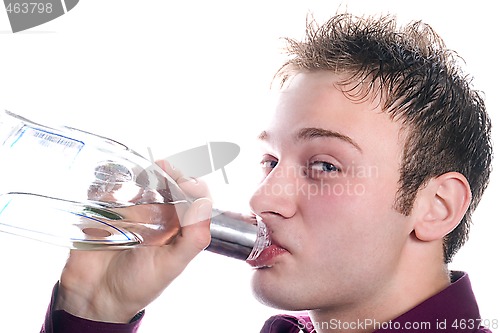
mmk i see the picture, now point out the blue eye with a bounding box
[260,156,278,170]
[309,161,339,173]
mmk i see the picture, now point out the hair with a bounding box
[275,13,493,263]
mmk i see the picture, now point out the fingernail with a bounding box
[196,199,212,222]
[179,176,198,184]
[158,160,167,171]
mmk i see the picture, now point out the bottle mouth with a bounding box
[246,215,271,261]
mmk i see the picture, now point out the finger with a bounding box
[157,198,212,273]
[177,176,211,201]
[156,159,184,183]
[156,158,211,200]
[179,197,212,229]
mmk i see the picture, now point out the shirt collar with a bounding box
[373,271,482,332]
[260,271,483,333]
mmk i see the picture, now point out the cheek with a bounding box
[300,177,376,229]
[298,176,405,262]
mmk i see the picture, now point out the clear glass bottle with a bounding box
[0,110,269,261]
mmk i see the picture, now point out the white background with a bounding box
[0,1,498,332]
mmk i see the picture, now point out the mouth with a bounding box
[246,236,289,269]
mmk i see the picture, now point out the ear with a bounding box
[412,172,471,242]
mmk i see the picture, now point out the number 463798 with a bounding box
[6,2,53,14]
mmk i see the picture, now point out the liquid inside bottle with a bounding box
[0,110,270,260]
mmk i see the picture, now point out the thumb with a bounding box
[171,198,212,263]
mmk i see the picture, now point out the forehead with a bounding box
[275,71,380,119]
[264,71,404,151]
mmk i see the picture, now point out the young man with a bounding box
[41,13,493,333]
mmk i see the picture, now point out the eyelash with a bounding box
[308,160,340,174]
[260,157,278,171]
[259,156,341,177]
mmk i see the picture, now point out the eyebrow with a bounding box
[258,127,362,152]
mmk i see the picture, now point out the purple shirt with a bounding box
[41,271,492,333]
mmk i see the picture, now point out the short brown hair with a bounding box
[275,13,492,263]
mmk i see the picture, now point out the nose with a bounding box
[249,163,298,220]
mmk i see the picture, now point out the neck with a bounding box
[309,240,451,333]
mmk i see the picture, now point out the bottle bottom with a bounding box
[0,193,181,249]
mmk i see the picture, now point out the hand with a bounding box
[54,160,212,323]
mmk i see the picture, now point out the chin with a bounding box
[250,272,306,311]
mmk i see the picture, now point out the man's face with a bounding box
[249,71,414,312]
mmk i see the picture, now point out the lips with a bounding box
[246,239,289,268]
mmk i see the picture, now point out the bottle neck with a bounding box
[207,210,269,261]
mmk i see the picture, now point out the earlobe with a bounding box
[413,172,471,242]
